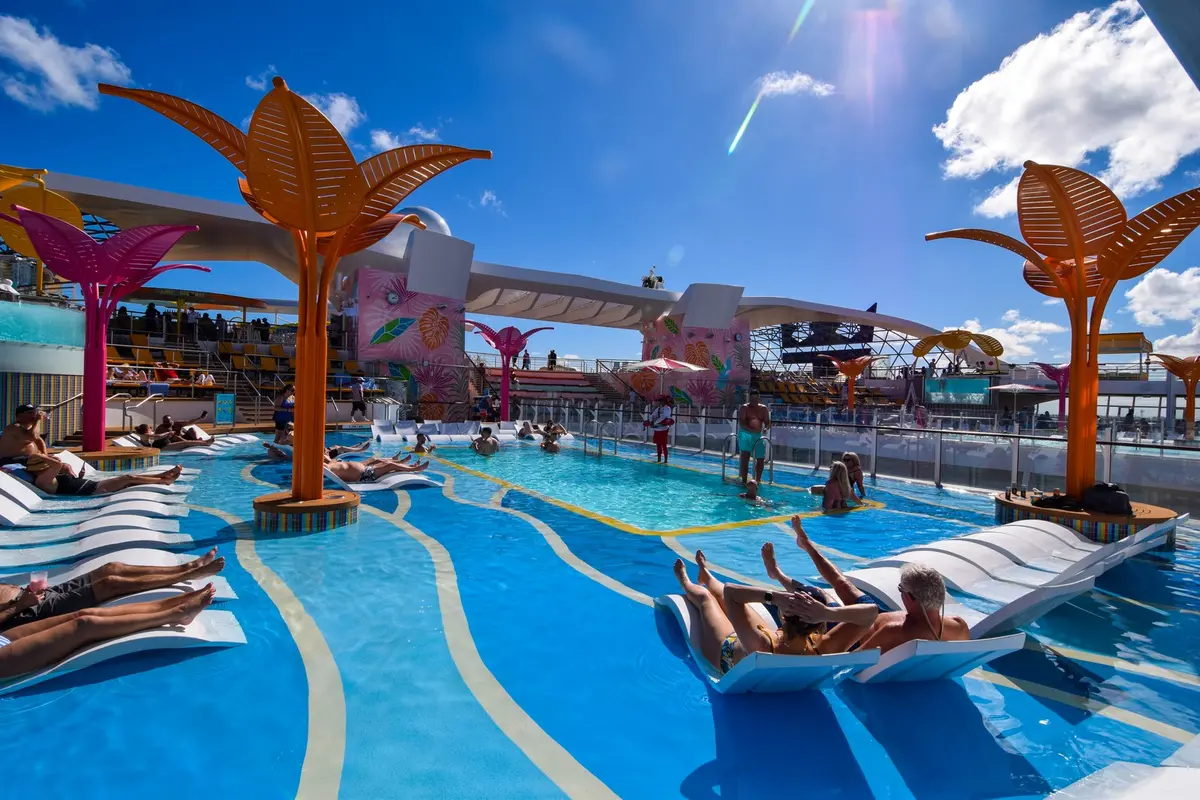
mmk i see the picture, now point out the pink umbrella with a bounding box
[620,358,706,396]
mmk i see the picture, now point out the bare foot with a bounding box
[791,515,811,550]
[392,453,411,462]
[175,584,215,625]
[193,547,218,568]
[160,465,183,484]
[186,556,224,580]
[762,542,784,583]
[696,550,712,584]
[409,462,429,472]
[673,558,688,588]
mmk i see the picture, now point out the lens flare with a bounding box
[788,0,818,43]
[728,92,763,154]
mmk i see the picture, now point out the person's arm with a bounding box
[763,407,771,430]
[0,588,41,628]
[721,584,779,653]
[775,592,879,628]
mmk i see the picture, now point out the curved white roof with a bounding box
[46,173,964,347]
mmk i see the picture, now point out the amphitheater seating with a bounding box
[487,368,609,402]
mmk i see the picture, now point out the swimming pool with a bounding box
[3,433,1197,798]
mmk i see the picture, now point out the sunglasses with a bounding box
[897,584,910,596]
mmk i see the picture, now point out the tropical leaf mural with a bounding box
[663,317,680,335]
[685,379,719,406]
[418,392,445,421]
[419,306,450,349]
[388,362,412,380]
[650,345,661,359]
[370,317,415,345]
[684,341,711,368]
[710,353,723,371]
[660,345,676,360]
[670,385,693,406]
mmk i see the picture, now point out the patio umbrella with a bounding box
[988,383,1055,428]
[621,358,706,397]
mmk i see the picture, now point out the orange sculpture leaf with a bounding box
[356,145,492,226]
[97,84,248,174]
[245,78,367,233]
[418,305,450,350]
[1022,258,1103,298]
[1096,188,1200,281]
[317,213,422,258]
[1017,162,1125,260]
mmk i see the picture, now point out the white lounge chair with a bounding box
[656,595,879,693]
[324,466,442,493]
[845,566,1094,639]
[0,470,190,512]
[371,421,395,440]
[878,539,1101,589]
[853,633,1026,683]
[52,450,198,487]
[0,609,245,696]
[0,529,192,568]
[2,514,180,546]
[0,495,187,529]
[0,548,236,603]
[867,546,1090,603]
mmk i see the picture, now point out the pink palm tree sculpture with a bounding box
[466,321,552,421]
[5,205,208,451]
[1033,362,1070,431]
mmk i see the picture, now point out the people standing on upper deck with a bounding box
[547,349,557,369]
[143,303,161,335]
[522,350,531,370]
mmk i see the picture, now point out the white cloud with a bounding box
[303,92,365,136]
[934,1,1200,217]
[1154,321,1200,357]
[953,311,1067,359]
[1100,317,1113,331]
[1042,298,1061,306]
[535,20,609,84]
[369,123,441,151]
[1123,267,1200,325]
[245,65,275,91]
[480,190,505,215]
[759,70,835,99]
[0,15,131,111]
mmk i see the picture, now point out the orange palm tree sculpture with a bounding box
[912,330,1004,363]
[818,354,884,414]
[928,161,1200,497]
[100,77,491,500]
[1151,354,1200,441]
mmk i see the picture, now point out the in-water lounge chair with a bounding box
[0,610,246,696]
[0,529,193,568]
[0,494,187,529]
[0,514,179,546]
[52,449,196,490]
[0,470,190,512]
[656,595,879,693]
[0,548,236,603]
[324,466,442,493]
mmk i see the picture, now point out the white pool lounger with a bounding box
[656,595,879,693]
[0,495,187,528]
[0,548,236,603]
[324,468,442,493]
[0,609,246,696]
[853,633,1026,683]
[877,540,1101,589]
[845,566,1094,639]
[0,471,190,512]
[13,451,195,495]
[0,530,192,568]
[1,514,179,546]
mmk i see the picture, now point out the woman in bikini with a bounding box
[539,420,566,453]
[672,551,829,675]
[842,452,866,497]
[811,459,860,511]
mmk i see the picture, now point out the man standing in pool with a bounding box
[737,389,771,484]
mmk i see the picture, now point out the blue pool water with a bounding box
[2,433,1197,798]
[0,302,85,347]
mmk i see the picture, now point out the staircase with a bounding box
[236,395,275,425]
[581,372,626,404]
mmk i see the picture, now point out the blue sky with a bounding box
[2,0,1200,362]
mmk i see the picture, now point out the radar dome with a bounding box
[371,207,452,259]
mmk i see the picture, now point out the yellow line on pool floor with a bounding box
[430,455,878,536]
[362,494,620,798]
[191,502,346,800]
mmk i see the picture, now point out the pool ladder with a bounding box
[721,432,774,484]
[583,421,618,456]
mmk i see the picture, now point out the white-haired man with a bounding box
[761,516,969,653]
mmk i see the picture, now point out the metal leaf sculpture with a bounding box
[1150,354,1200,440]
[4,206,207,451]
[817,354,884,414]
[1032,362,1070,432]
[466,321,552,422]
[927,161,1200,497]
[101,77,491,500]
[912,330,1004,360]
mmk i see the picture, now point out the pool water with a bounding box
[3,432,1198,799]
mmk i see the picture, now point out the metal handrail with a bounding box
[719,432,774,483]
[721,433,737,481]
[599,420,618,455]
[328,395,341,432]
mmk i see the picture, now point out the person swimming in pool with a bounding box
[811,459,860,511]
[326,439,371,459]
[762,517,967,653]
[842,452,866,497]
[412,433,436,454]
[471,427,500,455]
[539,420,566,453]
[516,421,539,440]
[737,389,771,484]
[671,548,879,675]
[738,478,768,505]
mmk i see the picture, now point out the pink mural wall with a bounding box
[357,268,470,421]
[640,315,751,406]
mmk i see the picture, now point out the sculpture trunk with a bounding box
[1064,308,1095,498]
[290,235,329,501]
[1056,385,1067,431]
[846,376,856,414]
[81,305,109,452]
[1185,381,1198,441]
[499,360,512,422]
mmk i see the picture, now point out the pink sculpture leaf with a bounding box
[5,206,102,284]
[101,224,199,279]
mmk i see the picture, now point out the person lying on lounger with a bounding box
[762,517,968,653]
[672,551,877,675]
[810,459,860,511]
[323,454,428,484]
[15,461,185,497]
[326,440,371,459]
[471,427,500,456]
[154,411,210,440]
[132,424,212,451]
[411,433,436,454]
[0,548,224,631]
[0,583,216,680]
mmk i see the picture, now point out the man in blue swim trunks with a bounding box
[737,389,771,484]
